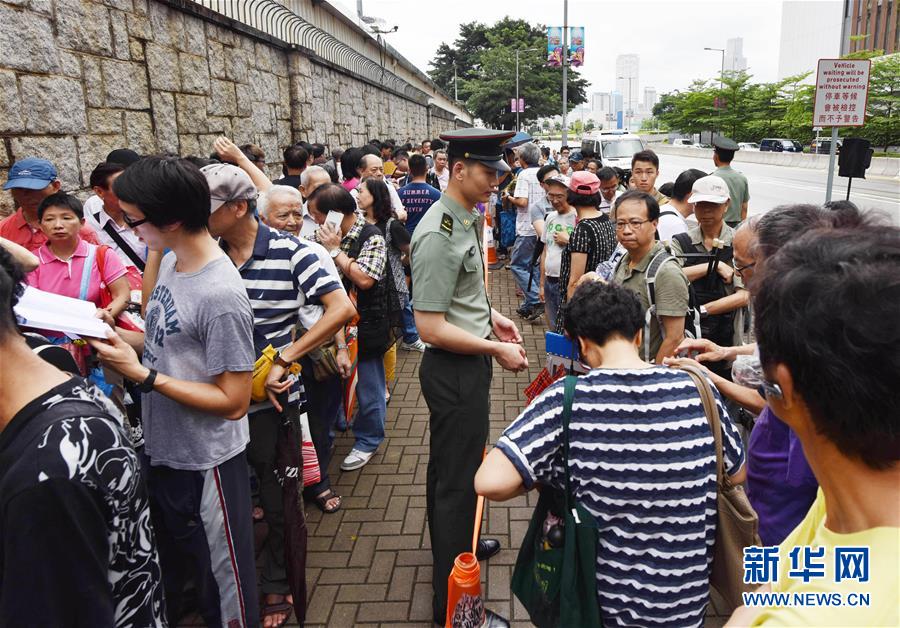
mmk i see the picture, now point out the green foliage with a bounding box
[428,18,588,129]
[654,53,898,149]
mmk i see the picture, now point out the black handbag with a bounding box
[511,375,602,627]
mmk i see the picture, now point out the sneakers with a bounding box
[341,448,375,471]
[524,303,544,322]
[400,338,426,352]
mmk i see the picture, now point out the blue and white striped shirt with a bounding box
[225,222,343,412]
[497,367,745,628]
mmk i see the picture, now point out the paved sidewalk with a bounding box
[300,262,547,627]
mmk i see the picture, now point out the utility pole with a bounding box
[515,48,539,132]
[453,61,458,101]
[825,0,851,203]
[561,0,568,146]
[704,46,725,138]
[617,75,635,130]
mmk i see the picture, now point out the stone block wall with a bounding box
[0,0,463,216]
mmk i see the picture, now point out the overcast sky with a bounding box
[348,0,799,96]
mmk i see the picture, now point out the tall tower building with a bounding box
[777,0,843,81]
[643,87,658,113]
[849,0,898,54]
[615,54,639,114]
[725,37,748,72]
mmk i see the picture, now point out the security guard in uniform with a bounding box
[411,129,529,625]
[711,136,750,228]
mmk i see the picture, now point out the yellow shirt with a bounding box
[383,160,397,176]
[751,489,900,626]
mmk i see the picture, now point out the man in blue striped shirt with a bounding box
[477,281,746,627]
[205,165,355,627]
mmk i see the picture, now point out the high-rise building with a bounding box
[777,0,843,81]
[725,37,748,72]
[615,54,640,114]
[643,87,658,113]
[849,0,898,54]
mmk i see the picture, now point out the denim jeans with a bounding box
[544,276,561,328]
[510,234,540,307]
[401,300,420,344]
[351,356,386,452]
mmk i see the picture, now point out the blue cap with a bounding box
[569,151,584,162]
[4,158,58,190]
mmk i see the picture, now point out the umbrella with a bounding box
[503,131,533,149]
[342,328,359,423]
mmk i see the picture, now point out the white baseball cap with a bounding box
[688,175,730,204]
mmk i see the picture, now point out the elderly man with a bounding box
[668,174,749,378]
[1,158,100,249]
[206,164,355,627]
[509,142,544,318]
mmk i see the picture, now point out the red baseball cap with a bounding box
[569,171,600,195]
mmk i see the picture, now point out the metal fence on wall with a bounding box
[196,0,428,102]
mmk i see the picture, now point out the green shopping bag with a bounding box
[511,375,602,627]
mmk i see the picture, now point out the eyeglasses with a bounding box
[733,260,756,275]
[122,213,149,228]
[614,219,651,231]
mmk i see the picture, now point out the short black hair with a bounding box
[431,139,445,151]
[113,156,211,233]
[340,148,364,181]
[756,204,829,260]
[366,139,382,150]
[0,246,26,342]
[321,163,339,184]
[392,149,409,161]
[283,145,309,170]
[714,147,736,163]
[564,280,644,346]
[672,168,707,201]
[754,224,900,470]
[408,154,428,177]
[588,159,602,170]
[567,190,602,208]
[37,191,84,221]
[658,182,674,198]
[536,164,560,183]
[631,149,659,169]
[613,189,661,221]
[307,183,357,216]
[311,143,326,159]
[597,167,618,182]
[89,161,126,190]
[361,177,393,223]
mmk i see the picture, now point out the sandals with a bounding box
[314,489,342,514]
[261,600,293,628]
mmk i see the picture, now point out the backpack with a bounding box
[671,232,736,348]
[616,247,702,362]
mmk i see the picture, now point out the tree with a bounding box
[584,119,596,132]
[428,18,588,129]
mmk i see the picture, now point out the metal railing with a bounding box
[197,0,427,101]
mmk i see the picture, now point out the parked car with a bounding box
[738,142,760,151]
[759,138,804,152]
[810,138,842,154]
[672,138,693,147]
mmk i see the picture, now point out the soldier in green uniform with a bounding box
[712,136,750,228]
[411,129,529,625]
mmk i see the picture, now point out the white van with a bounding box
[672,138,693,147]
[580,131,646,171]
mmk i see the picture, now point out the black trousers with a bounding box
[420,348,492,624]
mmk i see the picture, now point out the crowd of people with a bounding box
[0,127,896,628]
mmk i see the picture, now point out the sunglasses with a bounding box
[122,213,149,228]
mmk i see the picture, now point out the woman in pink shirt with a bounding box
[27,192,130,320]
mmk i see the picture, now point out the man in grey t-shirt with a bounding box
[89,157,258,628]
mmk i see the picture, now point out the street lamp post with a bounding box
[617,75,634,130]
[704,46,725,138]
[515,48,540,132]
[561,0,568,146]
[452,61,458,101]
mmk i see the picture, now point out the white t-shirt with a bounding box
[297,238,342,331]
[430,167,449,192]
[599,191,620,215]
[656,207,690,242]
[541,209,577,277]
[82,195,148,268]
[513,167,542,237]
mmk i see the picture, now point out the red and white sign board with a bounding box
[812,58,871,127]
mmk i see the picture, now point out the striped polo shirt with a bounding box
[223,221,343,413]
[497,366,745,628]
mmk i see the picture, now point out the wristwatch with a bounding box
[330,248,341,259]
[137,368,158,393]
[274,352,292,368]
[336,343,349,351]
[699,305,709,318]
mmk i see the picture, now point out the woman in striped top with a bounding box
[477,281,746,627]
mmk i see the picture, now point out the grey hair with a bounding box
[258,184,302,217]
[434,149,448,159]
[517,142,541,167]
[300,165,328,188]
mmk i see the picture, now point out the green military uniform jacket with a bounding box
[714,165,750,225]
[410,194,492,340]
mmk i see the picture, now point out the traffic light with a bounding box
[838,138,874,179]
